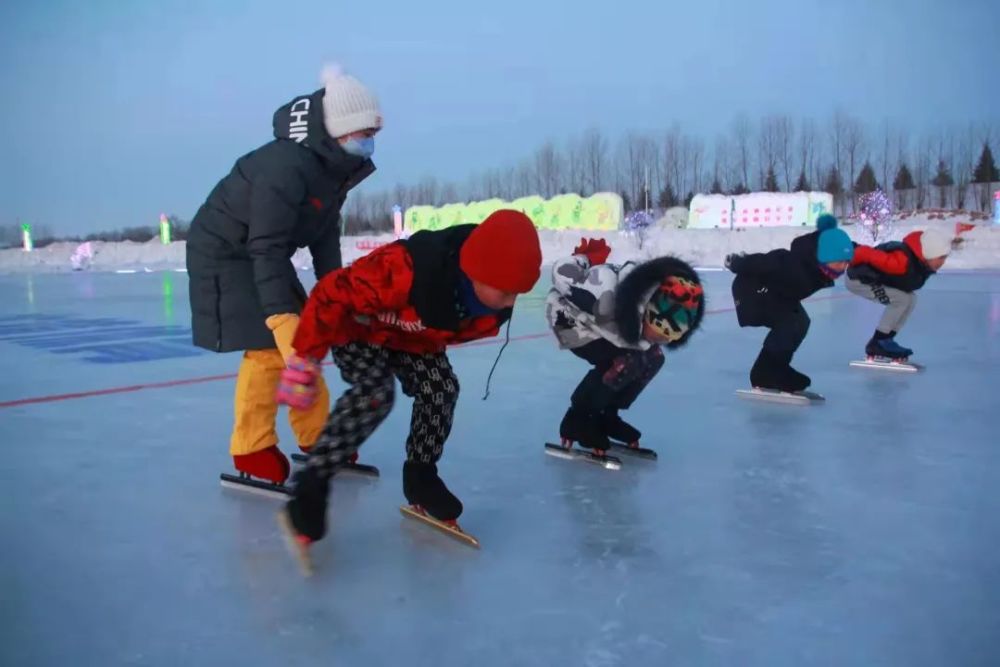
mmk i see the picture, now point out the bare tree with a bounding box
[392,183,409,210]
[580,127,608,194]
[758,116,781,190]
[712,135,731,192]
[687,135,705,197]
[411,176,439,206]
[662,124,685,203]
[473,169,494,200]
[731,115,753,191]
[843,115,866,211]
[565,135,587,195]
[828,111,849,211]
[500,166,517,200]
[774,115,794,191]
[914,137,932,209]
[515,160,534,198]
[955,123,978,210]
[532,141,562,198]
[798,119,818,190]
[878,119,892,197]
[829,111,847,184]
[439,183,459,207]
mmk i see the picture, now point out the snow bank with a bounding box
[2,215,997,274]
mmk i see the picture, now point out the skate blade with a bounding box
[850,358,922,373]
[291,453,380,479]
[543,443,623,470]
[399,505,480,549]
[609,442,658,460]
[276,508,314,577]
[736,388,825,405]
[219,473,292,500]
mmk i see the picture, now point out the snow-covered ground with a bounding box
[1,212,997,274]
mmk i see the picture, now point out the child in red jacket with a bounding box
[846,228,953,360]
[274,210,542,563]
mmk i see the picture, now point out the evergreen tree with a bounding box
[824,166,843,197]
[971,142,999,212]
[794,168,810,192]
[710,178,724,195]
[657,184,677,209]
[854,161,879,195]
[620,190,632,211]
[893,163,916,210]
[893,163,915,190]
[931,159,955,207]
[973,142,999,184]
[931,160,954,187]
[764,166,780,192]
[731,182,750,195]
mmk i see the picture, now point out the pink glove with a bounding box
[276,354,322,410]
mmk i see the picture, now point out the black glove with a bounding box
[285,466,330,541]
[403,461,463,521]
[724,253,744,273]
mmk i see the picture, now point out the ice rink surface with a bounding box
[2,268,999,666]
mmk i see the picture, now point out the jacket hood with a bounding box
[272,89,373,171]
[613,255,705,348]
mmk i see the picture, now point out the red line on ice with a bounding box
[0,295,847,409]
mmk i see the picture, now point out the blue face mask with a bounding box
[340,136,375,159]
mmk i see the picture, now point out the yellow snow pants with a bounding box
[229,314,330,456]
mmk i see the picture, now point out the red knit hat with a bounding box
[459,210,542,293]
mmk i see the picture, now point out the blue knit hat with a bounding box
[815,214,854,263]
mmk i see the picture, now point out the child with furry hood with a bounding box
[545,238,705,452]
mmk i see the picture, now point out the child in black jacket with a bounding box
[726,214,854,392]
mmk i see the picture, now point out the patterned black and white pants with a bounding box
[307,342,460,479]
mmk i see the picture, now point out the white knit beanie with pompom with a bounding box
[919,228,953,260]
[319,64,382,139]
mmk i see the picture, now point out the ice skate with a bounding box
[600,410,657,459]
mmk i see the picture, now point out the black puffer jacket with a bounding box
[186,88,375,352]
[730,230,834,325]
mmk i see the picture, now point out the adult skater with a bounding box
[186,65,382,491]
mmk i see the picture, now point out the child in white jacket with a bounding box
[545,238,705,453]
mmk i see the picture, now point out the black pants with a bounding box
[760,306,810,362]
[306,342,460,479]
[569,339,664,412]
[732,278,810,362]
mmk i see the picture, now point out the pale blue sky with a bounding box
[0,0,996,234]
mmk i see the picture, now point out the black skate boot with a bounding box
[599,408,658,459]
[559,406,611,453]
[277,466,331,576]
[749,349,785,391]
[602,408,641,446]
[752,349,810,393]
[781,364,811,392]
[402,461,463,522]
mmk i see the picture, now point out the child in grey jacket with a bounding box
[545,238,705,452]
